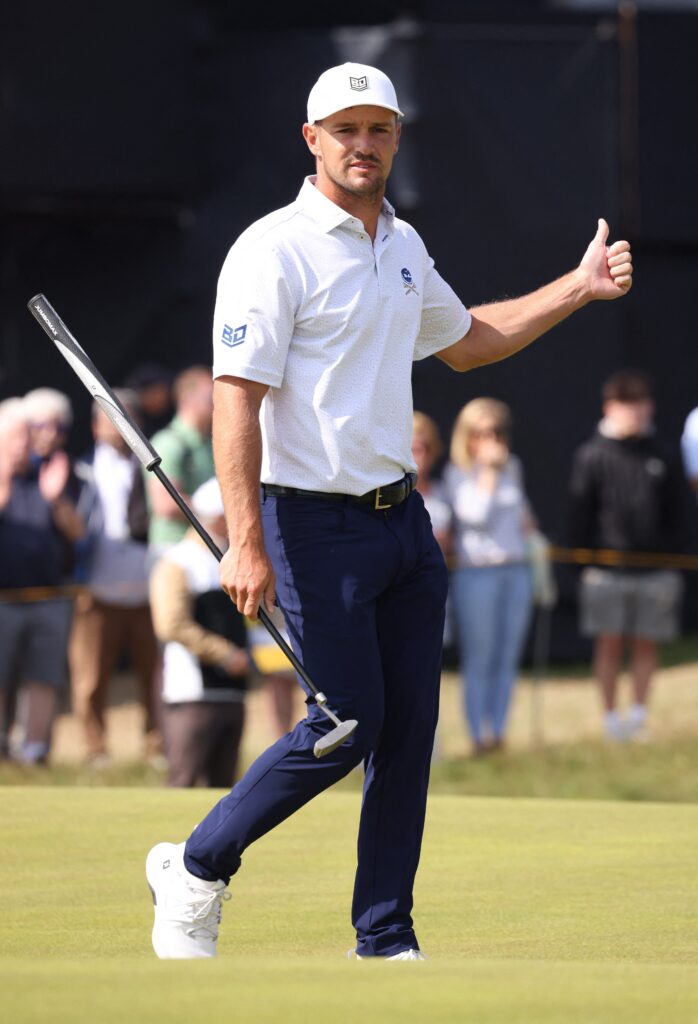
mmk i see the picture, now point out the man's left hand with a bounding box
[579,218,633,300]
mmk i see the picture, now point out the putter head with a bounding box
[313,719,359,759]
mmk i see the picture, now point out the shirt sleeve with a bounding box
[681,408,698,479]
[413,255,472,362]
[150,558,240,667]
[212,238,296,389]
[567,445,598,548]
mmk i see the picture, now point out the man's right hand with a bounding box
[219,537,276,619]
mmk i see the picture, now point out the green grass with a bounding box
[519,632,698,679]
[1,788,697,1023]
[3,736,697,804]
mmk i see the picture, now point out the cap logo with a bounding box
[349,75,368,92]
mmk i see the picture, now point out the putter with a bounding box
[27,293,357,758]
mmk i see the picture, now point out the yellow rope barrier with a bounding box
[549,546,698,571]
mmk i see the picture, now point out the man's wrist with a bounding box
[569,266,594,307]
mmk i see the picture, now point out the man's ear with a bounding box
[302,122,321,157]
[395,120,401,154]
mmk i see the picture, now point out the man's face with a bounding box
[29,415,68,458]
[93,408,130,453]
[188,378,213,431]
[604,398,654,438]
[303,105,401,200]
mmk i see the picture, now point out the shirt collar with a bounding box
[297,175,395,234]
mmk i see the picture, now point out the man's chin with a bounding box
[342,176,385,198]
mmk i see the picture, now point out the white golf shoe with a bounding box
[387,949,427,961]
[348,948,427,961]
[146,841,230,959]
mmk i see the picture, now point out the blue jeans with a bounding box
[452,563,533,744]
[184,490,448,957]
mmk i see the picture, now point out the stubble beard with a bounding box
[325,162,387,203]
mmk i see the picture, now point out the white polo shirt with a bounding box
[213,176,471,495]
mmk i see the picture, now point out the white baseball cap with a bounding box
[191,477,225,521]
[307,62,404,124]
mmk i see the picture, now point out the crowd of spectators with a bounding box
[0,364,694,775]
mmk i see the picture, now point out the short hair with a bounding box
[450,397,512,472]
[173,366,212,406]
[602,369,654,404]
[412,411,444,461]
[0,397,30,432]
[23,387,73,428]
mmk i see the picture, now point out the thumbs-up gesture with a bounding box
[578,219,633,300]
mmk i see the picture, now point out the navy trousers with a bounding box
[184,489,448,957]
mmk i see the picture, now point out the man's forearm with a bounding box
[212,377,267,549]
[440,267,590,372]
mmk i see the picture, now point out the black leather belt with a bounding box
[263,473,417,510]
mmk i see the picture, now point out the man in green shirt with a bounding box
[147,366,215,549]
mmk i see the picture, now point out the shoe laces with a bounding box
[180,884,231,940]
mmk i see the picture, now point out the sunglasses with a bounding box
[470,427,507,440]
[31,421,68,433]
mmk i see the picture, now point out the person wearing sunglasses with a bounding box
[444,398,535,755]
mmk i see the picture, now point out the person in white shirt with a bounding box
[681,406,698,496]
[444,398,535,755]
[146,61,634,963]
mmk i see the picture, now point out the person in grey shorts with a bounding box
[569,370,686,741]
[0,397,83,762]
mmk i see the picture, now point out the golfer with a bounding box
[147,62,633,960]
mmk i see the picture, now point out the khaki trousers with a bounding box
[69,592,159,758]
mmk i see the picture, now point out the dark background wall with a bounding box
[2,1,697,657]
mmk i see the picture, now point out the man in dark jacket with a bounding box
[568,370,686,741]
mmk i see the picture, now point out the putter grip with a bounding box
[27,294,161,471]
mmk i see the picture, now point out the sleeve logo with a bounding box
[221,323,247,347]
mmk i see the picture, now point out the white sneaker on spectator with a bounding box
[624,704,650,742]
[604,710,626,742]
[146,841,230,959]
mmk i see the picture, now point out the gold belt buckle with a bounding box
[374,486,391,510]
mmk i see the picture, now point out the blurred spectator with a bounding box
[412,411,455,665]
[24,387,73,466]
[24,387,83,580]
[150,477,250,787]
[569,370,685,743]
[0,397,84,763]
[443,398,534,756]
[124,364,174,438]
[70,390,160,764]
[681,404,698,499]
[412,411,452,553]
[148,366,215,553]
[246,609,299,740]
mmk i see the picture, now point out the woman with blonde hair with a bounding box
[444,398,534,755]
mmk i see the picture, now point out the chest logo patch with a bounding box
[401,267,418,295]
[350,75,368,91]
[221,324,247,347]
